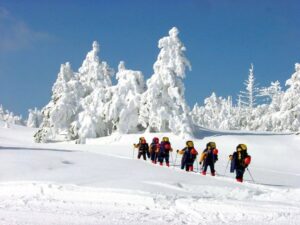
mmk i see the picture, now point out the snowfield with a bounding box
[0,122,300,225]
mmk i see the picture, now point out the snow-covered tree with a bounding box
[278,63,300,132]
[190,103,205,128]
[240,64,259,109]
[105,61,145,134]
[191,93,235,130]
[259,81,283,112]
[188,63,300,133]
[34,62,83,142]
[70,41,114,143]
[27,108,43,128]
[0,104,24,126]
[35,41,115,143]
[139,27,194,137]
[77,41,113,95]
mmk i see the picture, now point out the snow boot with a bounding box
[211,172,215,176]
[202,171,206,175]
[189,166,193,172]
[166,162,170,167]
[236,178,243,183]
[160,162,163,166]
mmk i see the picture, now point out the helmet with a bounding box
[162,137,169,142]
[237,144,247,151]
[153,137,159,144]
[186,141,194,148]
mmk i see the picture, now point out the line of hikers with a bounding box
[133,137,252,183]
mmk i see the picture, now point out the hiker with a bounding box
[158,137,173,166]
[133,137,149,160]
[149,137,160,164]
[199,142,218,176]
[229,144,251,182]
[177,140,198,172]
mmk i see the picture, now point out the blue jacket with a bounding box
[230,151,248,172]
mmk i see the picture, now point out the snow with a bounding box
[0,122,300,224]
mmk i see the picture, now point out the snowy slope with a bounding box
[0,122,299,225]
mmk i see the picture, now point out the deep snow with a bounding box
[0,122,299,225]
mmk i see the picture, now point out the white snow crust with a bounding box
[0,122,299,224]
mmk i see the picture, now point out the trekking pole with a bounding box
[223,159,230,176]
[132,145,135,159]
[247,168,255,183]
[173,152,178,168]
[170,152,174,166]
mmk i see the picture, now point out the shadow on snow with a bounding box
[0,146,75,153]
[193,126,293,139]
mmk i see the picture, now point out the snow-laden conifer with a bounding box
[0,105,24,126]
[34,62,83,142]
[70,41,114,143]
[105,61,145,134]
[27,108,43,128]
[279,63,300,131]
[139,27,194,137]
[240,64,259,109]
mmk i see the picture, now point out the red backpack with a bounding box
[244,156,251,165]
[191,148,198,155]
[164,143,171,151]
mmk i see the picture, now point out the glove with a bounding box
[199,161,202,165]
[176,150,179,153]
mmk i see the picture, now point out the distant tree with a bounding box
[239,64,259,109]
[259,80,283,112]
[27,108,43,128]
[0,104,24,126]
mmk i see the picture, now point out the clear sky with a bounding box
[0,0,299,117]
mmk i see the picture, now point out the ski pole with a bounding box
[132,145,135,159]
[196,156,199,172]
[173,152,178,168]
[223,159,230,176]
[247,168,255,183]
[170,152,174,165]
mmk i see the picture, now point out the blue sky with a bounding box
[0,0,299,117]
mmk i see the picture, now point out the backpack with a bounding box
[190,148,198,160]
[191,148,198,155]
[139,143,149,152]
[151,143,160,153]
[244,155,251,166]
[164,143,171,151]
[160,142,171,153]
